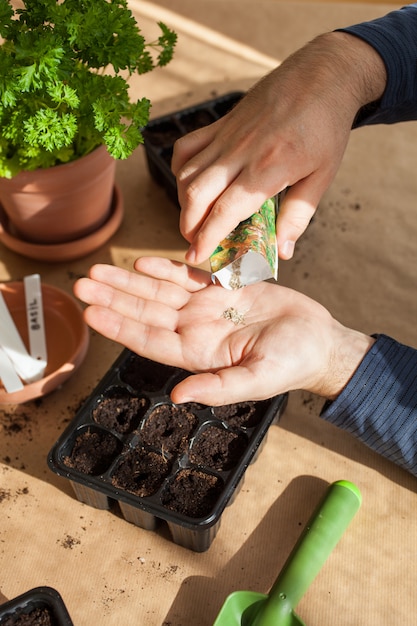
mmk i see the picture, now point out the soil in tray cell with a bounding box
[140,404,198,456]
[160,146,173,167]
[111,447,170,497]
[119,354,175,392]
[213,94,243,118]
[63,428,122,475]
[1,607,54,625]
[142,121,182,147]
[179,109,216,133]
[161,468,224,518]
[213,400,269,429]
[92,390,149,435]
[189,425,247,471]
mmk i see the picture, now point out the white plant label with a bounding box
[24,273,48,368]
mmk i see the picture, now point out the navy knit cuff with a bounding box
[337,4,417,126]
[321,334,417,476]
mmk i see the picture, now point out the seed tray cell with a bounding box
[48,349,287,552]
[0,587,73,626]
[142,91,244,208]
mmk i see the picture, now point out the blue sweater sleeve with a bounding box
[337,3,417,126]
[321,335,417,476]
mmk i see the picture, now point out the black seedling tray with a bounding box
[48,349,287,552]
[0,587,73,625]
[142,91,244,207]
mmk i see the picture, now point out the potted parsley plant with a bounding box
[0,0,176,257]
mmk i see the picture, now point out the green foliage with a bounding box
[0,0,177,177]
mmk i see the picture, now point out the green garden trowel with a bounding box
[213,480,361,626]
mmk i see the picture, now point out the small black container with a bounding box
[48,349,287,552]
[142,91,244,207]
[0,587,73,625]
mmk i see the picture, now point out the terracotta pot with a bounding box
[0,145,116,244]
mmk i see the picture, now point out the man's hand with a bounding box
[172,32,386,264]
[74,257,374,405]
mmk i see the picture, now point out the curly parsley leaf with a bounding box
[0,0,177,173]
[23,109,78,151]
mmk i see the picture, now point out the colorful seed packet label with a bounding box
[210,195,279,289]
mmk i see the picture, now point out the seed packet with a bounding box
[210,195,279,289]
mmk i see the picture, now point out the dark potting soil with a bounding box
[111,447,170,497]
[119,355,174,392]
[63,429,121,475]
[140,404,198,456]
[179,109,216,132]
[1,607,54,625]
[189,425,247,471]
[92,393,149,435]
[142,123,182,147]
[161,147,173,167]
[161,469,224,518]
[213,400,268,429]
[59,392,270,518]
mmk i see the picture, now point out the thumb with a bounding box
[276,177,325,259]
[169,368,266,406]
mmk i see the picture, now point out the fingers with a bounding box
[176,151,288,265]
[73,259,216,363]
[169,366,271,406]
[173,121,230,246]
[133,256,212,291]
[74,263,190,311]
[182,170,323,265]
[75,276,180,331]
[276,178,324,260]
[82,305,185,367]
[171,122,218,177]
[186,189,271,265]
[175,141,245,250]
[178,165,238,251]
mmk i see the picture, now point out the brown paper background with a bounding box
[1,2,416,625]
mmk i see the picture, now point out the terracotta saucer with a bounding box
[0,281,89,404]
[0,184,123,262]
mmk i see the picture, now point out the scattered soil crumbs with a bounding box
[63,429,122,475]
[213,401,268,428]
[161,469,224,518]
[140,404,198,456]
[92,393,149,434]
[111,447,170,497]
[0,486,29,504]
[189,426,247,471]
[59,534,81,549]
[0,488,11,503]
[119,355,175,392]
[0,411,32,438]
[0,607,54,625]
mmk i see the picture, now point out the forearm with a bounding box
[314,326,376,401]
[321,335,417,477]
[277,30,387,124]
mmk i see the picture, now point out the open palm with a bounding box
[74,257,353,405]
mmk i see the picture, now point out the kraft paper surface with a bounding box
[1,3,416,625]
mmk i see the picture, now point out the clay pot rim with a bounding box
[0,144,112,187]
[0,281,89,405]
[0,184,123,262]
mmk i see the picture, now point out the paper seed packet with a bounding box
[210,195,280,290]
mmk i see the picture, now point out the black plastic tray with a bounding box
[48,349,287,552]
[142,91,244,207]
[0,587,73,625]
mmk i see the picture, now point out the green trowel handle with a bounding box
[253,480,361,625]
